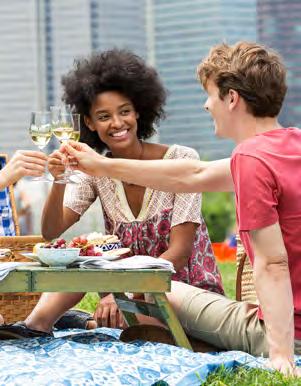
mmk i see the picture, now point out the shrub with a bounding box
[201,192,236,242]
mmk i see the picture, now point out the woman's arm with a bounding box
[41,151,79,240]
[159,222,198,271]
[41,184,79,240]
[63,141,234,193]
[0,150,47,189]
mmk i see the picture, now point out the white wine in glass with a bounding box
[30,131,52,148]
[50,106,80,184]
[52,126,74,142]
[29,111,52,182]
[69,130,80,142]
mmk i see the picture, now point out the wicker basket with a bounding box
[0,292,41,324]
[0,237,43,323]
[236,236,258,304]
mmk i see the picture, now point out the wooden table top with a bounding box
[0,265,172,293]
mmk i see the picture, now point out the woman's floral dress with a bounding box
[64,144,224,294]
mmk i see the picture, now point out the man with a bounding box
[61,41,301,375]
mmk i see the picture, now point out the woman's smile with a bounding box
[110,129,130,139]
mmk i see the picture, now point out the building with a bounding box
[257,0,301,127]
[0,0,147,156]
[1,1,301,160]
[152,0,256,159]
[0,0,43,153]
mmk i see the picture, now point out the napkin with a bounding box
[0,262,29,281]
[74,255,175,272]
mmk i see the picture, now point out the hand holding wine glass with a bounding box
[0,150,47,188]
[47,150,66,180]
[60,141,105,177]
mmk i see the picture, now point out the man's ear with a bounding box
[228,89,239,111]
[84,115,95,131]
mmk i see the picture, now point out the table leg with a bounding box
[153,292,192,350]
[113,293,139,326]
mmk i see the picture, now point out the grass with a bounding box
[77,292,99,313]
[76,261,301,385]
[203,365,301,385]
[217,261,236,299]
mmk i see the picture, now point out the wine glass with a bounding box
[50,106,80,184]
[29,111,53,182]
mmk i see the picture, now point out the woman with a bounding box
[0,49,223,336]
[0,150,47,325]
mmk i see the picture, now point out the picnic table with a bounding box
[0,265,192,350]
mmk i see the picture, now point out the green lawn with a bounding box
[203,365,301,385]
[77,262,301,385]
[218,261,236,299]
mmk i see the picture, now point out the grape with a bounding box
[73,237,81,244]
[79,236,88,246]
[56,238,66,247]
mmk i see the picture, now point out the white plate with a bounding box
[76,253,120,262]
[21,252,121,264]
[21,252,40,262]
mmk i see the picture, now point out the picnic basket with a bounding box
[0,153,44,323]
[235,236,258,304]
[0,236,44,323]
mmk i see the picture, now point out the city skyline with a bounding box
[0,0,300,160]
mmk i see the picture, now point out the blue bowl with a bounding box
[102,242,122,252]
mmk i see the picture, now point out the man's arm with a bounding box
[101,157,233,193]
[63,141,234,193]
[250,222,297,374]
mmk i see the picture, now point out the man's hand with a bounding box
[269,356,301,377]
[0,150,47,188]
[60,141,104,176]
[93,294,126,328]
[48,150,66,180]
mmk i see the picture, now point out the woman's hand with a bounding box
[0,150,47,188]
[93,294,127,328]
[60,141,104,177]
[47,150,65,179]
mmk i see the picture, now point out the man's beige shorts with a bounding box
[176,287,301,357]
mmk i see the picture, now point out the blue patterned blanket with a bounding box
[0,328,299,385]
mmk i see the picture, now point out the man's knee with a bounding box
[167,281,207,314]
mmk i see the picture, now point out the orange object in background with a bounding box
[212,242,236,262]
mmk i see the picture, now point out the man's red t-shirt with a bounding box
[231,128,301,339]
